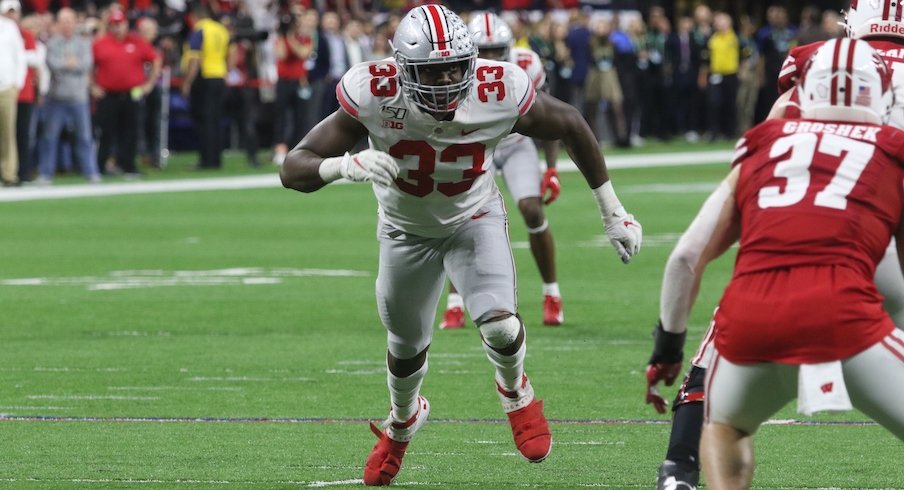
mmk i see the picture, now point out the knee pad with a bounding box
[479,314,522,349]
[673,365,706,410]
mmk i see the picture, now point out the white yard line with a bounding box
[0,150,732,202]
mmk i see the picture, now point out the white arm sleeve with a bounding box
[659,180,732,334]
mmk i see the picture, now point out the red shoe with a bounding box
[542,295,563,326]
[439,306,465,329]
[498,376,552,463]
[363,396,430,486]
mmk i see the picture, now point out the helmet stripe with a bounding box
[897,0,903,22]
[485,13,492,40]
[883,0,892,20]
[424,4,448,51]
[831,38,842,106]
[844,38,855,107]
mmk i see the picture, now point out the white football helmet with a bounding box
[845,0,904,39]
[467,12,514,60]
[798,38,894,124]
[392,4,477,114]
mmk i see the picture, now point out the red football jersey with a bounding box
[716,118,904,363]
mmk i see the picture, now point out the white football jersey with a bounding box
[337,57,536,237]
[496,46,545,150]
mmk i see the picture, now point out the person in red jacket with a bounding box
[5,0,39,183]
[91,8,160,177]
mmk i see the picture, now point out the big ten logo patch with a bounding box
[381,106,408,129]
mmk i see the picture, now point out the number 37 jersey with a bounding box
[731,118,904,278]
[337,58,536,237]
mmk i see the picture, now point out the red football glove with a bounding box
[540,168,561,205]
[646,362,683,413]
[645,320,686,414]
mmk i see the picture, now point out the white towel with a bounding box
[797,361,853,416]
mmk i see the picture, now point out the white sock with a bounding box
[447,292,464,309]
[387,360,427,423]
[543,283,560,298]
[482,340,526,393]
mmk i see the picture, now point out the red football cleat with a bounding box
[498,376,552,463]
[506,399,552,462]
[542,295,563,326]
[439,306,465,329]
[363,396,430,486]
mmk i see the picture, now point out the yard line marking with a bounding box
[0,477,311,485]
[0,267,369,291]
[108,386,242,392]
[187,376,314,382]
[26,395,160,401]
[619,182,719,194]
[0,415,878,426]
[0,151,732,202]
[306,479,362,487]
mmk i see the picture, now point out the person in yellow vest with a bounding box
[181,2,229,169]
[700,11,739,142]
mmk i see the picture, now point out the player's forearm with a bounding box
[280,148,330,193]
[542,140,559,170]
[560,111,608,188]
[659,180,732,334]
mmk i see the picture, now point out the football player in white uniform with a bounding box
[438,12,565,330]
[648,3,904,489]
[280,4,642,486]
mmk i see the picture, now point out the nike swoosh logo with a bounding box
[461,128,480,136]
[471,210,490,220]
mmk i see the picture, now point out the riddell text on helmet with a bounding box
[871,23,904,34]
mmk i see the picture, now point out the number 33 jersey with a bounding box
[337,57,536,238]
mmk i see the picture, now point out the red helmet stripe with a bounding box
[425,5,448,51]
[485,13,492,40]
[897,0,903,22]
[831,38,842,106]
[884,0,892,20]
[844,38,855,107]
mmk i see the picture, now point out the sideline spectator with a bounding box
[702,11,738,141]
[225,10,262,168]
[316,11,347,120]
[38,7,99,184]
[181,2,229,170]
[137,16,164,169]
[272,7,311,166]
[689,4,712,141]
[585,17,627,146]
[754,5,796,123]
[0,0,26,187]
[736,14,759,133]
[10,0,40,183]
[666,16,701,142]
[92,8,161,177]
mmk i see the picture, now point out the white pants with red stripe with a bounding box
[704,330,904,438]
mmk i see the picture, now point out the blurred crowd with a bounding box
[0,1,847,186]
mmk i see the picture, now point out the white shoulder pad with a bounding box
[509,47,546,91]
[469,59,536,119]
[337,57,401,120]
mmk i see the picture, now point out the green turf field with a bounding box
[1,153,901,488]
